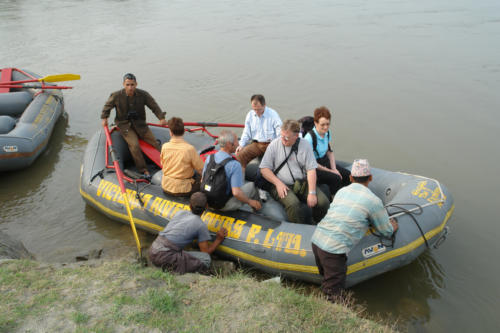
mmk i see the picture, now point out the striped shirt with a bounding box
[311,183,394,254]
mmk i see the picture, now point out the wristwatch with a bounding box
[308,190,316,195]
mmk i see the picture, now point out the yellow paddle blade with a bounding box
[39,73,81,83]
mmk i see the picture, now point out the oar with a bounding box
[103,125,143,258]
[0,84,73,89]
[0,73,80,85]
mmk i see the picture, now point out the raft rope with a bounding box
[380,173,448,249]
[387,203,429,248]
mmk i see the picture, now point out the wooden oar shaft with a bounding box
[0,73,80,85]
[103,126,143,257]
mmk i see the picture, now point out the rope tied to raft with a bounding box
[385,203,429,248]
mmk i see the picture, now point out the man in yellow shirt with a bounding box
[160,117,204,196]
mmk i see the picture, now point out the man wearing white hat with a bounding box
[311,159,398,301]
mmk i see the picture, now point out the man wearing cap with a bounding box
[101,73,167,176]
[311,159,398,301]
[149,192,227,274]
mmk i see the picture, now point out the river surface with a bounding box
[1,0,499,331]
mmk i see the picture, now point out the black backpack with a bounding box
[201,155,233,209]
[298,116,315,137]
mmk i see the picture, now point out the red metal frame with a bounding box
[104,122,243,184]
[0,84,72,89]
[104,127,149,183]
[0,67,70,92]
[148,121,243,139]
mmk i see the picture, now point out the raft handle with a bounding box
[433,226,449,249]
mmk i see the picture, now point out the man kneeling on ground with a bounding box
[149,192,227,274]
[311,159,398,301]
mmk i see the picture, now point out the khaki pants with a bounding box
[119,127,160,173]
[237,141,269,169]
[269,183,329,224]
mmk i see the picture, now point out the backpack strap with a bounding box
[308,130,319,158]
[309,130,333,157]
[209,154,233,171]
[274,138,300,175]
[327,130,332,152]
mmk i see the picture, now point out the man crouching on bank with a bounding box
[149,192,227,274]
[311,159,398,301]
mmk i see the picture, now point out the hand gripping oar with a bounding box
[103,125,143,258]
[0,73,81,85]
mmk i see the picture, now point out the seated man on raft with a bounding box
[235,94,282,175]
[259,119,329,224]
[160,117,204,196]
[149,192,227,274]
[201,130,262,212]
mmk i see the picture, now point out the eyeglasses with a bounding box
[281,134,297,141]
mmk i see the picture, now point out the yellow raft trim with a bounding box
[80,186,454,276]
[80,187,163,233]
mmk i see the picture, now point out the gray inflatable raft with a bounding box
[80,124,454,287]
[0,68,63,172]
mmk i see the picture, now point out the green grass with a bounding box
[0,259,394,333]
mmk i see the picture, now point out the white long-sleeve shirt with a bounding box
[239,106,282,147]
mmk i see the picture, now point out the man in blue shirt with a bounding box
[203,130,262,211]
[235,94,282,172]
[311,159,398,301]
[149,192,227,274]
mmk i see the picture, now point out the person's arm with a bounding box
[306,168,318,208]
[326,151,341,177]
[390,218,398,232]
[192,148,205,174]
[273,113,282,138]
[236,113,252,153]
[101,93,116,127]
[144,91,166,124]
[198,228,227,254]
[261,167,289,199]
[371,205,396,237]
[232,187,261,210]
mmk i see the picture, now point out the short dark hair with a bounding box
[250,94,266,106]
[313,106,331,123]
[167,117,185,136]
[352,175,371,183]
[190,192,207,215]
[123,73,136,82]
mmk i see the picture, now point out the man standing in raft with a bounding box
[311,159,398,301]
[101,73,167,176]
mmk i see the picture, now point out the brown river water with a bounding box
[1,0,499,331]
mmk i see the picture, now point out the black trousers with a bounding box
[316,156,351,199]
[312,243,347,301]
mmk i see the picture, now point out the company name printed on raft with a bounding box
[96,179,308,257]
